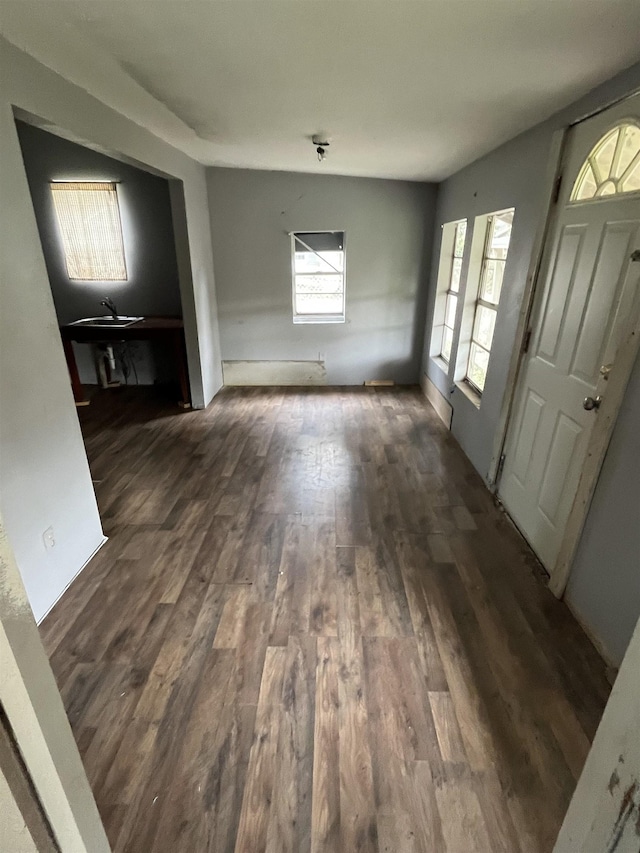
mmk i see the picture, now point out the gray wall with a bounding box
[16,121,182,384]
[0,37,222,622]
[208,168,436,385]
[422,60,640,665]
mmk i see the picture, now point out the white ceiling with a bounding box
[2,1,640,181]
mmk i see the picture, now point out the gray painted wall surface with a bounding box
[208,168,436,385]
[422,60,640,665]
[16,121,182,385]
[0,37,222,622]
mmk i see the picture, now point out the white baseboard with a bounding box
[37,536,108,625]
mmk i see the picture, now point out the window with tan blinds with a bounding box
[50,181,127,281]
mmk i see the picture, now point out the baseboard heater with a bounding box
[222,360,327,386]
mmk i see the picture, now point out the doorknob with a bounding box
[583,395,603,411]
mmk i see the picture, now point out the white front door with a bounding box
[499,95,640,572]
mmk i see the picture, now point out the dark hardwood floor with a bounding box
[40,385,611,852]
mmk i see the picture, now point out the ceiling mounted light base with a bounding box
[312,134,331,162]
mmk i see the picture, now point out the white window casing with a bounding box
[291,231,345,324]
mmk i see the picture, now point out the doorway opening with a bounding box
[15,117,192,414]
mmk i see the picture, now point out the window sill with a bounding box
[430,355,450,376]
[456,379,482,409]
[293,316,345,325]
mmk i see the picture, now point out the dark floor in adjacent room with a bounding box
[40,386,611,852]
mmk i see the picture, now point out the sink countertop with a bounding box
[60,316,184,337]
[59,316,191,407]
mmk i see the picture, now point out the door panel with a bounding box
[570,223,637,382]
[538,412,583,523]
[511,390,545,485]
[499,93,640,573]
[537,226,585,364]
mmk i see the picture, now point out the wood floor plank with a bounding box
[434,764,493,853]
[265,635,316,853]
[337,632,378,853]
[38,386,611,853]
[234,646,287,853]
[428,691,467,764]
[311,637,341,853]
[140,647,237,851]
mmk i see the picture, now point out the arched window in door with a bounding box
[571,122,640,202]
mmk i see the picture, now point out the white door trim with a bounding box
[486,128,567,487]
[493,94,640,599]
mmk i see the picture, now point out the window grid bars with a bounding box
[465,211,513,394]
[440,220,466,364]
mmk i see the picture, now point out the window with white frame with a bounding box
[291,231,345,323]
[440,220,467,362]
[466,209,514,393]
[50,181,127,281]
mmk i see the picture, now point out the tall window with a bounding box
[291,231,345,324]
[441,220,467,363]
[50,181,127,281]
[466,209,514,393]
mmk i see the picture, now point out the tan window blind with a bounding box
[50,181,127,281]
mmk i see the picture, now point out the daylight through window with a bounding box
[571,123,640,202]
[50,181,127,281]
[441,220,467,363]
[292,231,345,323]
[466,209,514,393]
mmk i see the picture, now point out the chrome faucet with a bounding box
[100,297,118,319]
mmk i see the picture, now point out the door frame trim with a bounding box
[492,90,640,599]
[487,128,568,488]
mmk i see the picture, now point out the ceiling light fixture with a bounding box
[312,134,331,163]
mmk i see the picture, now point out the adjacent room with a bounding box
[1,3,639,852]
[16,120,191,411]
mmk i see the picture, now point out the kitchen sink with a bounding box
[70,316,144,328]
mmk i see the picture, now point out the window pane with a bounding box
[621,157,640,193]
[295,293,344,316]
[596,181,617,197]
[572,125,640,200]
[473,304,496,350]
[614,125,640,179]
[450,257,462,293]
[294,250,344,274]
[454,221,467,258]
[593,129,619,181]
[486,210,514,260]
[445,293,457,329]
[479,259,505,304]
[467,343,490,392]
[50,182,127,281]
[574,163,598,201]
[295,274,343,295]
[295,231,343,253]
[441,326,453,362]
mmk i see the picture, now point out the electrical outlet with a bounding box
[43,526,56,550]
